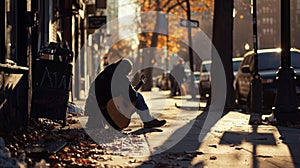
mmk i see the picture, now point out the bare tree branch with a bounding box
[167,0,186,13]
[161,0,172,10]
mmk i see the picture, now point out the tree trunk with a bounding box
[210,0,234,112]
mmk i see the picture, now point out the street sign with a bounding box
[88,15,106,29]
[180,18,199,28]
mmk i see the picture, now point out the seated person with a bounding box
[84,58,166,131]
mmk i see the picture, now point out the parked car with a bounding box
[198,57,244,98]
[199,60,212,98]
[234,48,300,112]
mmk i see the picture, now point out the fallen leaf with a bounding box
[235,146,243,150]
[256,155,273,158]
[210,156,217,160]
[208,144,217,148]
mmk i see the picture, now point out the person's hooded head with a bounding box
[115,58,133,76]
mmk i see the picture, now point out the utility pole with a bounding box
[249,0,263,123]
[274,0,300,123]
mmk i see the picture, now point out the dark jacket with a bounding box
[95,60,138,108]
[171,63,186,84]
[89,60,138,130]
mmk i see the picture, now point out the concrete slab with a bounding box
[74,90,300,168]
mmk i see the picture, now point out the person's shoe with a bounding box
[143,119,166,128]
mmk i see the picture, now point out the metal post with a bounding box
[186,0,193,72]
[166,14,169,72]
[281,0,291,66]
[274,0,300,123]
[249,0,263,123]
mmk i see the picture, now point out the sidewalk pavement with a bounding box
[74,88,300,168]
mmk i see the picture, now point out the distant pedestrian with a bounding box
[170,58,187,97]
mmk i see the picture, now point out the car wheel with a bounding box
[199,84,205,98]
[200,93,207,99]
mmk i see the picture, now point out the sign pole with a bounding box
[249,0,263,124]
[186,0,193,72]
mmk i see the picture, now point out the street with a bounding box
[1,89,300,167]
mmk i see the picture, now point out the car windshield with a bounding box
[233,60,242,72]
[202,63,211,72]
[258,51,300,71]
[291,52,300,68]
[258,52,281,71]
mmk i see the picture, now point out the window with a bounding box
[258,52,281,71]
[233,60,242,72]
[202,62,211,72]
[291,52,300,68]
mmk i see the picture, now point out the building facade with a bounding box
[0,0,92,132]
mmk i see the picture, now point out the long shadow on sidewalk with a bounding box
[136,107,214,167]
[220,125,276,168]
[218,116,300,168]
[136,106,300,168]
[276,126,300,168]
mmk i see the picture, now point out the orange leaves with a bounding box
[139,0,214,14]
[137,0,213,54]
[157,36,167,48]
